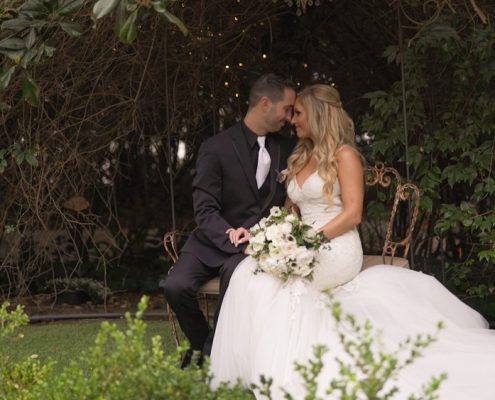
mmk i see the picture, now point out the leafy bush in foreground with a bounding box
[1,297,445,399]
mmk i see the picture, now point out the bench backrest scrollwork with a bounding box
[364,162,421,264]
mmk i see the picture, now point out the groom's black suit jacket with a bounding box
[181,121,296,267]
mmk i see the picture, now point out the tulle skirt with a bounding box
[210,261,495,399]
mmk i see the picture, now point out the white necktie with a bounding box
[256,136,271,188]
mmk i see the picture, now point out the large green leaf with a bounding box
[21,47,37,68]
[114,0,126,33]
[93,0,120,19]
[118,9,138,44]
[58,0,83,16]
[0,66,16,91]
[1,18,32,32]
[0,38,26,50]
[59,21,83,37]
[22,74,40,106]
[152,2,188,36]
[26,28,37,49]
[20,0,49,19]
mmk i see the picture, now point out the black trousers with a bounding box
[162,251,247,355]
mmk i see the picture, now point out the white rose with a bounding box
[249,223,261,234]
[279,222,293,235]
[265,225,282,242]
[251,242,264,253]
[262,256,280,273]
[295,248,315,267]
[270,235,286,248]
[284,242,299,258]
[285,214,297,223]
[268,243,283,259]
[303,227,317,243]
[258,218,267,229]
[251,231,266,245]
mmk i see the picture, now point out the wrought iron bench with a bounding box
[162,162,420,346]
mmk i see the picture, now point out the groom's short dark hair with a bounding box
[248,73,295,108]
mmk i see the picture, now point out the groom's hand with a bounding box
[226,227,250,247]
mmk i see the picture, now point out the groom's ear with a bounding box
[259,96,271,111]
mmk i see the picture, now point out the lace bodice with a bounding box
[287,171,342,230]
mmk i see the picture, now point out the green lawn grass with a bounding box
[0,318,183,373]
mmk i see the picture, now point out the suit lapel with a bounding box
[230,127,260,201]
[261,136,280,212]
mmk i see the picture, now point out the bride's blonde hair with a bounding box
[286,84,357,204]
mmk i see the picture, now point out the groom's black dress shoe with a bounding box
[180,349,204,369]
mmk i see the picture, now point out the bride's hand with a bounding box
[226,227,250,247]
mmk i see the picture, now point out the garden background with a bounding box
[0,0,494,323]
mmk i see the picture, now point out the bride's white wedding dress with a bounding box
[210,172,495,399]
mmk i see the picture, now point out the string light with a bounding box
[303,63,308,68]
[234,16,239,21]
[224,81,229,87]
[225,64,230,69]
[238,62,244,67]
[262,53,267,59]
[235,93,239,98]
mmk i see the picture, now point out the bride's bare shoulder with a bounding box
[335,145,362,163]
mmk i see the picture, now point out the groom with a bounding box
[163,73,296,361]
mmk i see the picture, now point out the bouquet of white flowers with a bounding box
[246,206,325,282]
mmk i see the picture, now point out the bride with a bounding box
[209,84,495,399]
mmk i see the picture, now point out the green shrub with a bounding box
[41,277,109,304]
[1,297,445,399]
[0,301,29,339]
[1,302,51,400]
[0,298,251,400]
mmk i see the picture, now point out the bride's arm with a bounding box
[318,146,364,240]
[284,197,300,216]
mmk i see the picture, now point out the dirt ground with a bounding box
[15,292,168,317]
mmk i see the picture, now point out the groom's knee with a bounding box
[162,271,195,306]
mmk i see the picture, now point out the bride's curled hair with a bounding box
[286,84,357,205]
